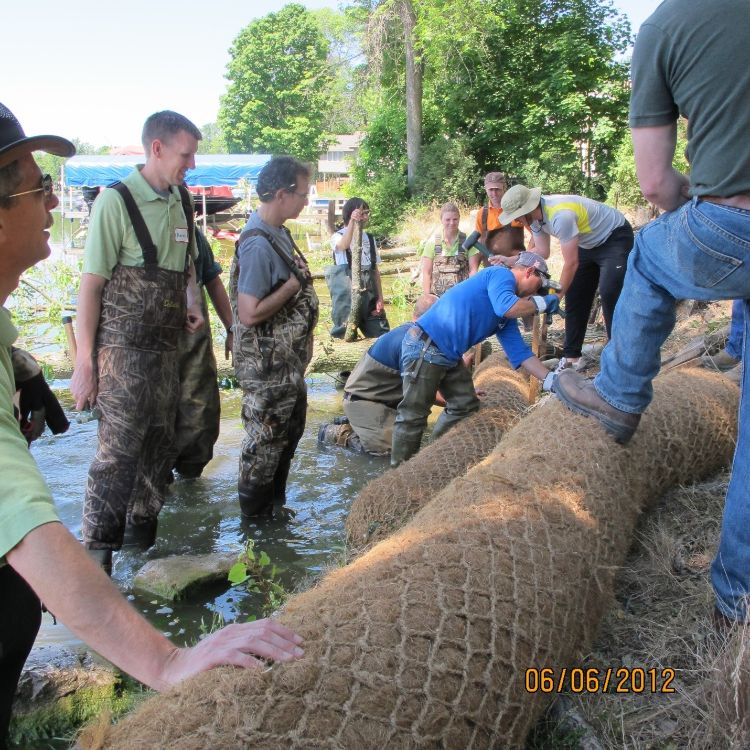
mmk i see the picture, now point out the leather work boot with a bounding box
[555,369,641,445]
[702,349,741,372]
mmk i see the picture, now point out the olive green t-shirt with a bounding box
[0,308,60,563]
[83,167,198,279]
[629,0,750,197]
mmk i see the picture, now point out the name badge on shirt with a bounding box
[175,227,189,243]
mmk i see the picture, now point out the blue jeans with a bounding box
[726,299,744,360]
[593,198,750,619]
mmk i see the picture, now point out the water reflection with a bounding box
[32,376,389,648]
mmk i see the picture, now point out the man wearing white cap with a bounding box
[0,103,303,746]
[499,184,633,372]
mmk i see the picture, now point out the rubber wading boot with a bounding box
[87,548,113,577]
[555,369,641,445]
[174,460,205,480]
[239,484,275,518]
[272,452,293,505]
[122,520,158,550]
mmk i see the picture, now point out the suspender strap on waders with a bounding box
[236,227,309,287]
[111,182,195,280]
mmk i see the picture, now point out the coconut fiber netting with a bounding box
[83,368,737,750]
[345,353,529,551]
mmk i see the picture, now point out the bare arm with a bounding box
[557,238,580,297]
[504,297,553,318]
[632,124,690,212]
[7,523,304,691]
[185,261,205,333]
[237,276,301,327]
[205,275,234,359]
[70,273,106,410]
[530,231,550,258]
[519,354,550,381]
[205,276,233,330]
[371,265,385,315]
[468,254,482,276]
[420,256,434,295]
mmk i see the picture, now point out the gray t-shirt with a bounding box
[629,0,750,197]
[237,211,294,299]
[532,195,625,249]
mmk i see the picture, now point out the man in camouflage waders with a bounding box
[172,228,233,479]
[231,156,319,518]
[71,111,205,572]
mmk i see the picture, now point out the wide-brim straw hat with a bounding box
[499,184,542,225]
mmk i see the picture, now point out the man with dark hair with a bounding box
[0,102,304,749]
[141,110,202,153]
[71,110,205,570]
[231,156,319,518]
[552,0,750,625]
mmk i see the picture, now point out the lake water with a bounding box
[32,377,394,649]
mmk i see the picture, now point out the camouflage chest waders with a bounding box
[430,253,469,297]
[82,182,192,553]
[173,288,220,478]
[230,229,319,517]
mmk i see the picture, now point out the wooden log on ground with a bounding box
[81,368,738,750]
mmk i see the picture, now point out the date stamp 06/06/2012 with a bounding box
[524,667,676,695]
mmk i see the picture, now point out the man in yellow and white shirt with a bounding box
[500,185,634,370]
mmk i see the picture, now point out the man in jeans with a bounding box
[391,252,560,466]
[554,0,750,624]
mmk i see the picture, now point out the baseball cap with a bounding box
[499,184,542,225]
[514,251,550,278]
[484,171,509,187]
[0,102,75,169]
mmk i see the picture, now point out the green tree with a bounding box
[197,122,226,154]
[219,3,335,162]
[607,118,690,209]
[34,138,107,185]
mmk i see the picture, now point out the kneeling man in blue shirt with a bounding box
[391,251,560,466]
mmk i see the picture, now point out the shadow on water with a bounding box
[32,375,389,647]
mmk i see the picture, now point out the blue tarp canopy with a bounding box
[63,154,272,187]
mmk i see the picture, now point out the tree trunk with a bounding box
[401,0,422,193]
[344,220,364,341]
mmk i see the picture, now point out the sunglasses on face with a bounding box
[6,174,54,200]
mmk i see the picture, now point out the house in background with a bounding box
[317,132,365,193]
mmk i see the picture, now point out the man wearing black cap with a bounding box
[390,252,561,466]
[0,102,304,747]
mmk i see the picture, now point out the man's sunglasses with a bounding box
[6,174,54,200]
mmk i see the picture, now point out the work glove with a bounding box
[530,294,561,315]
[542,371,557,393]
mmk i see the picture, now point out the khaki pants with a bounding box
[343,397,395,455]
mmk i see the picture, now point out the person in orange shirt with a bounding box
[470,171,525,274]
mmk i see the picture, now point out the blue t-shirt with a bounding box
[368,323,411,369]
[417,267,533,368]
